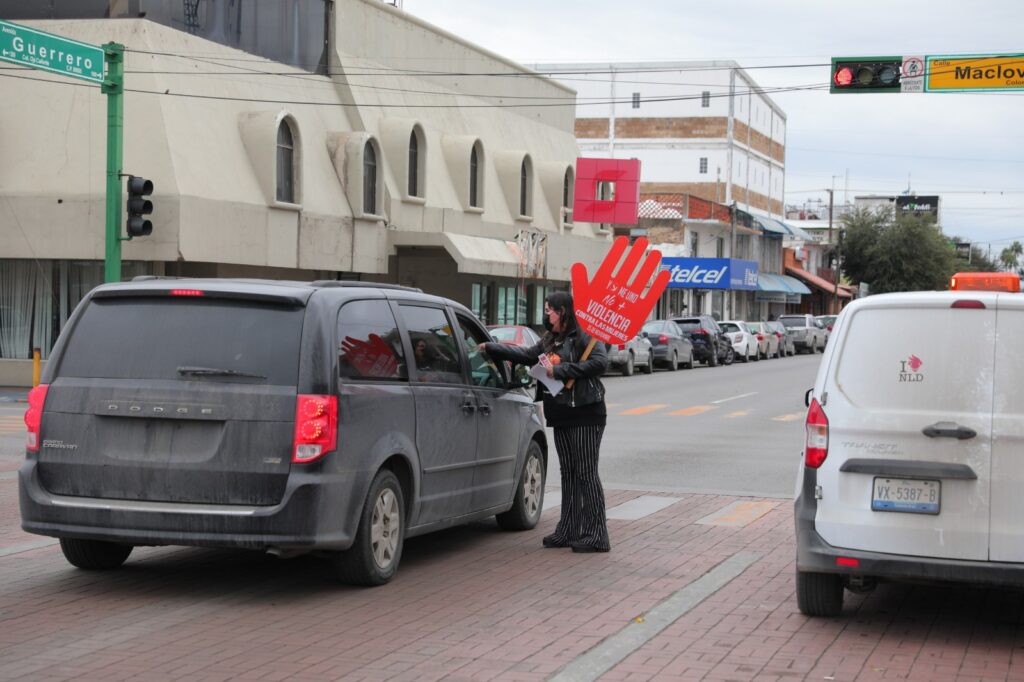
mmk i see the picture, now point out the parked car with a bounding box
[777,313,827,353]
[719,320,759,363]
[746,321,779,360]
[672,315,732,366]
[605,334,654,376]
[815,315,838,345]
[20,279,546,586]
[765,320,795,357]
[487,324,541,347]
[795,274,1024,616]
[640,320,694,370]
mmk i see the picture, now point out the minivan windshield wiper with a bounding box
[177,366,266,379]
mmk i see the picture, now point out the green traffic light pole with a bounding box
[101,42,124,284]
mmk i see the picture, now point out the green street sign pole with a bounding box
[101,43,124,284]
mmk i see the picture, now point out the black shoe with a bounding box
[542,534,569,548]
[571,545,610,553]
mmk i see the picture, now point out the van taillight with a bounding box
[170,289,205,297]
[951,300,986,309]
[805,397,829,468]
[24,384,49,452]
[293,394,338,463]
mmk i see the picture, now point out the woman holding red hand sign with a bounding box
[481,291,611,553]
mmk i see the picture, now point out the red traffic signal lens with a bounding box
[833,66,854,87]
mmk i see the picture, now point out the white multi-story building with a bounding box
[529,61,787,220]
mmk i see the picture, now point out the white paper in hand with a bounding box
[529,363,563,397]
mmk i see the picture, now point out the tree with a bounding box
[839,209,957,294]
[948,237,1000,273]
[999,241,1023,274]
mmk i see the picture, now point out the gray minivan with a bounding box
[20,278,547,585]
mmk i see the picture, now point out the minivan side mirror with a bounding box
[804,388,813,408]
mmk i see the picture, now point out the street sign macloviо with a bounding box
[0,20,104,84]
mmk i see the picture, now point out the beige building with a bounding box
[0,0,610,383]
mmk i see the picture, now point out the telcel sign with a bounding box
[661,258,758,291]
[0,20,104,84]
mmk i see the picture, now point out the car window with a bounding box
[525,328,541,345]
[642,321,665,334]
[57,297,302,385]
[719,322,740,333]
[674,320,699,332]
[455,314,504,389]
[779,317,805,328]
[489,326,518,342]
[748,322,762,332]
[338,299,407,382]
[398,305,464,384]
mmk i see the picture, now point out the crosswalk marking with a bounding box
[668,405,716,417]
[0,416,23,434]
[772,412,804,422]
[619,403,669,415]
[725,410,750,418]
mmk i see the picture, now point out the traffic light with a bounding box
[830,57,902,93]
[125,175,153,237]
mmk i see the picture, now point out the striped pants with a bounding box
[552,425,610,550]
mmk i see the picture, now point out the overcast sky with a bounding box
[401,0,1024,254]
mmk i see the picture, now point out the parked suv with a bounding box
[672,315,732,366]
[777,314,826,354]
[795,277,1024,616]
[20,278,546,586]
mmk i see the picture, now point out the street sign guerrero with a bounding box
[0,20,104,84]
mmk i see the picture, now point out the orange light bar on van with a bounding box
[170,289,206,297]
[949,272,1020,293]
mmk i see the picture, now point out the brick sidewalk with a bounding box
[1,479,1022,681]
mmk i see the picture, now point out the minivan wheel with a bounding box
[668,351,679,371]
[685,351,694,369]
[642,355,654,374]
[330,469,405,586]
[59,538,133,570]
[497,441,545,531]
[622,353,635,377]
[795,570,844,617]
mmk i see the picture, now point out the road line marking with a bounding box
[606,495,680,520]
[605,403,624,408]
[0,538,59,558]
[549,552,761,682]
[619,404,669,415]
[772,412,804,422]
[695,500,777,527]
[710,392,758,405]
[724,410,750,418]
[667,405,716,417]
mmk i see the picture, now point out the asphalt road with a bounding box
[591,350,822,498]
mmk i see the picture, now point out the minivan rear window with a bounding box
[675,321,700,332]
[57,298,303,385]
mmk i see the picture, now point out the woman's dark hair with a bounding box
[543,290,577,348]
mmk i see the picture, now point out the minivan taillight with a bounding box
[293,394,338,463]
[24,384,49,452]
[805,397,829,468]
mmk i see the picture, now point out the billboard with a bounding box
[660,258,758,291]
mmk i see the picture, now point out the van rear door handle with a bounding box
[478,404,492,416]
[922,421,977,440]
[460,401,476,414]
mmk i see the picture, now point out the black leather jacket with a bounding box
[484,328,608,407]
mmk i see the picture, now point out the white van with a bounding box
[794,274,1024,616]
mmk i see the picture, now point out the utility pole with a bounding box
[730,201,737,319]
[827,189,837,314]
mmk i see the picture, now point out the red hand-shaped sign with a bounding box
[572,236,670,346]
[341,334,399,378]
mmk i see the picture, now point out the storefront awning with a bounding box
[756,273,792,293]
[779,274,811,295]
[786,265,853,298]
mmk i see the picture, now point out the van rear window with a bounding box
[57,298,303,385]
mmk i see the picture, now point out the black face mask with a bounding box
[543,316,554,332]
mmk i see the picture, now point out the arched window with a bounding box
[469,145,480,208]
[363,141,377,215]
[519,159,530,216]
[408,130,420,197]
[276,120,295,203]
